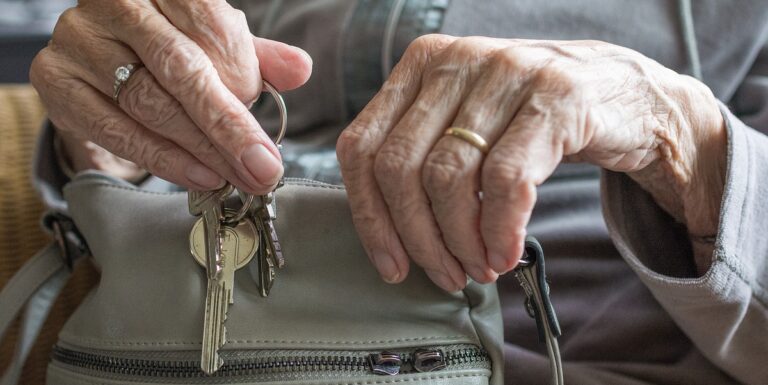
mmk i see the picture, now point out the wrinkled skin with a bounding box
[34,3,727,292]
[336,35,726,291]
[30,0,312,193]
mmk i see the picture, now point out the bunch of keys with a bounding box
[187,81,287,374]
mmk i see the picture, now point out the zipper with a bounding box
[51,344,490,380]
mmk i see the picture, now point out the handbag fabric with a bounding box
[43,173,504,384]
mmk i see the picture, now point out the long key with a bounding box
[190,212,258,374]
[254,193,283,296]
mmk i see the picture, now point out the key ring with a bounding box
[224,80,287,225]
[261,80,287,145]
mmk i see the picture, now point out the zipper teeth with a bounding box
[51,346,489,378]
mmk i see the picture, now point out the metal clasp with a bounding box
[44,212,89,270]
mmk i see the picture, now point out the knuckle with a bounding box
[422,149,472,198]
[406,34,439,56]
[51,8,79,43]
[482,156,529,199]
[112,1,149,27]
[151,37,212,91]
[336,128,367,170]
[493,46,524,71]
[402,34,453,62]
[121,70,182,129]
[532,61,577,96]
[373,138,418,188]
[229,8,248,26]
[29,49,53,88]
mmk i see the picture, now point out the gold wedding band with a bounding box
[443,127,489,154]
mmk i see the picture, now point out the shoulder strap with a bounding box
[0,244,70,385]
[0,213,88,385]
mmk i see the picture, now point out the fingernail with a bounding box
[186,164,224,189]
[372,251,400,283]
[426,270,459,292]
[242,143,283,186]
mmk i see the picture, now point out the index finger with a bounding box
[104,2,282,192]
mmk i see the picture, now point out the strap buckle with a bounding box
[44,212,89,270]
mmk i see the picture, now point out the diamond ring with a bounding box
[112,63,142,105]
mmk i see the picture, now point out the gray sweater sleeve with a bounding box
[601,52,768,384]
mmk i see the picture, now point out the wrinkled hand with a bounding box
[31,0,312,193]
[337,35,726,291]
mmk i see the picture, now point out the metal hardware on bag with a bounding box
[368,352,403,376]
[413,349,447,373]
[44,212,90,271]
[513,236,564,385]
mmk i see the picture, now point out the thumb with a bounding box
[253,37,313,91]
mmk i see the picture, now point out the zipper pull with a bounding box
[368,352,402,375]
[514,236,564,385]
[413,349,446,373]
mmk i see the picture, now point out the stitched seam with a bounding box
[333,373,488,385]
[58,335,470,347]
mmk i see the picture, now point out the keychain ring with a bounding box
[260,80,287,145]
[224,80,286,225]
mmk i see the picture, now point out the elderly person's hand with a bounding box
[30,0,312,193]
[337,35,726,291]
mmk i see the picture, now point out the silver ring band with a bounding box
[112,63,141,105]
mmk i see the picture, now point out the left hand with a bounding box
[336,35,726,291]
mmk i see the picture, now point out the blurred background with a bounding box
[0,0,73,83]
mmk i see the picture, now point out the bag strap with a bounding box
[0,214,87,385]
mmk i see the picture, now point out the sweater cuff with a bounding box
[601,102,768,385]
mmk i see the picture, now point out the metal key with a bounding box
[198,217,259,374]
[253,193,284,297]
[190,212,260,303]
[188,186,233,278]
[189,187,258,374]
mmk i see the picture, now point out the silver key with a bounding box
[188,186,233,278]
[199,218,259,374]
[187,186,250,374]
[254,193,283,297]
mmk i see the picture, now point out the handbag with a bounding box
[0,172,563,384]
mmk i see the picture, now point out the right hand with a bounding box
[31,0,312,193]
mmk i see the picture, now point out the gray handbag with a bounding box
[0,173,503,385]
[0,173,562,384]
